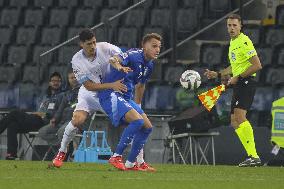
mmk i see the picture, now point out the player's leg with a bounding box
[231,77,260,167]
[52,110,88,167]
[126,100,155,171]
[53,89,93,167]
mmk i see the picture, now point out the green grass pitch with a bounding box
[0,160,283,189]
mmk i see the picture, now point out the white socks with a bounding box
[59,121,78,153]
[125,160,135,168]
[136,148,144,165]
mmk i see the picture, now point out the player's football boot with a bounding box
[238,156,262,167]
[125,163,145,171]
[138,162,156,172]
[52,151,66,168]
[109,156,126,170]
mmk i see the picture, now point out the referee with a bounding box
[204,14,262,167]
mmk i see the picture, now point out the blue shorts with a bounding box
[99,92,144,127]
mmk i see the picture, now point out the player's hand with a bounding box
[111,79,127,93]
[204,69,218,79]
[117,65,133,73]
[227,76,238,85]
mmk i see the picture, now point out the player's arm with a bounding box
[204,66,232,79]
[239,55,262,78]
[83,80,127,93]
[134,83,146,105]
[109,55,132,73]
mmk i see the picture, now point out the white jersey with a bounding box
[71,42,121,114]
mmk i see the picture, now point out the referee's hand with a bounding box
[204,69,217,79]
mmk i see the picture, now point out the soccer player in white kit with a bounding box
[52,29,130,168]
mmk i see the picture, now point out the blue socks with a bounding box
[115,119,144,155]
[127,127,152,163]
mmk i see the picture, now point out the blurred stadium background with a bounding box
[0,0,284,166]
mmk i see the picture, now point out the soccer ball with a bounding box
[180,70,201,90]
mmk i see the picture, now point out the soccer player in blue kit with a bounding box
[98,33,162,171]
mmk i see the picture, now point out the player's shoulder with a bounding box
[240,33,253,44]
[97,42,119,51]
[71,49,84,64]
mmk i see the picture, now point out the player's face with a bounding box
[80,37,96,57]
[68,73,78,88]
[49,76,61,90]
[143,38,161,60]
[227,19,241,39]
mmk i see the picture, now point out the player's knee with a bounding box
[143,121,153,129]
[71,113,87,127]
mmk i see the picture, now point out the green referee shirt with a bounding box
[228,32,257,77]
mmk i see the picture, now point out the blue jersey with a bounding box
[98,49,154,101]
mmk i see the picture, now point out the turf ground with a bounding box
[0,160,283,189]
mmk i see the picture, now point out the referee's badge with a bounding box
[231,52,236,61]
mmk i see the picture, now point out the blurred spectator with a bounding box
[38,70,82,145]
[0,72,63,160]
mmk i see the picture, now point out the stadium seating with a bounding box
[150,8,170,28]
[58,45,80,64]
[0,8,21,26]
[32,45,54,65]
[58,0,78,8]
[177,9,198,32]
[163,64,185,84]
[0,27,13,45]
[41,27,63,45]
[264,67,284,85]
[16,26,38,45]
[242,24,261,45]
[200,43,224,67]
[157,0,171,8]
[125,9,145,27]
[272,45,284,66]
[108,0,130,9]
[264,26,284,46]
[34,0,54,8]
[83,0,104,8]
[49,8,70,27]
[256,46,273,67]
[7,46,28,66]
[24,9,45,26]
[117,27,138,47]
[251,87,274,111]
[276,4,284,25]
[0,66,18,84]
[100,9,120,27]
[18,82,38,110]
[10,0,29,7]
[22,66,41,84]
[74,8,96,27]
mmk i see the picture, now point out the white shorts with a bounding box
[74,86,104,114]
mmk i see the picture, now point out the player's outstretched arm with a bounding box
[204,66,232,79]
[83,80,127,93]
[109,55,132,73]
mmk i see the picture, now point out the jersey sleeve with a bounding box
[242,37,257,60]
[106,42,122,57]
[71,61,90,84]
[117,51,131,66]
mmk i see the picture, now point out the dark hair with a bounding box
[142,33,162,45]
[49,72,62,81]
[79,28,95,42]
[227,14,242,23]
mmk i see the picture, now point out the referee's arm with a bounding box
[239,55,262,78]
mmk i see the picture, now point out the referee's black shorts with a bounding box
[231,76,257,114]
